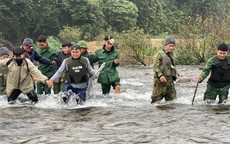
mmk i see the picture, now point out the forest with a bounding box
[1,0,230,65]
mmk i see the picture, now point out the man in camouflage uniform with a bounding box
[196,43,230,104]
[151,36,177,103]
[0,47,10,95]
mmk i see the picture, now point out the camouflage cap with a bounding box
[71,44,81,50]
[78,40,88,49]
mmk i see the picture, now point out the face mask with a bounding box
[15,58,23,66]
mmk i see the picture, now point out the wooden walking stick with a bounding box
[192,82,199,106]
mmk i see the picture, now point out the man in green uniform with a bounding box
[92,36,121,95]
[36,35,57,94]
[196,43,230,104]
[78,40,94,68]
[0,47,10,95]
[151,36,177,103]
[78,40,95,97]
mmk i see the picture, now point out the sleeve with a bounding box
[50,59,67,82]
[113,52,120,67]
[50,50,58,61]
[200,58,213,80]
[26,59,48,83]
[91,52,99,63]
[153,52,163,78]
[34,51,52,65]
[86,58,95,77]
[0,58,12,68]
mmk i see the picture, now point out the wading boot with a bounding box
[115,85,121,94]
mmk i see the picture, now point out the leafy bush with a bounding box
[58,26,82,43]
[47,36,62,51]
[115,28,157,66]
[178,15,230,63]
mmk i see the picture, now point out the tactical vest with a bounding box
[65,57,89,84]
[208,56,230,86]
[158,50,176,77]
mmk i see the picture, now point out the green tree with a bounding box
[100,0,138,32]
[129,0,166,35]
[67,0,105,40]
[0,0,69,45]
[58,26,82,43]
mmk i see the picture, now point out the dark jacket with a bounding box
[24,48,52,65]
[56,50,70,68]
[81,50,94,68]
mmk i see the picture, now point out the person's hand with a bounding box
[46,80,53,88]
[196,75,203,83]
[159,76,167,83]
[50,61,56,65]
[114,58,119,64]
[54,79,60,83]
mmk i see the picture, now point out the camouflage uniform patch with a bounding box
[204,83,230,103]
[151,77,176,103]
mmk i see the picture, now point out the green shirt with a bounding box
[37,45,57,78]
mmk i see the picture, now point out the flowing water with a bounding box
[0,65,230,144]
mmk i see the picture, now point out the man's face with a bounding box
[71,49,81,59]
[0,55,9,60]
[217,50,228,60]
[62,46,71,54]
[105,41,113,51]
[22,44,33,52]
[38,41,48,49]
[165,44,175,53]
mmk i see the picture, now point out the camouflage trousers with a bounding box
[151,77,176,103]
[204,83,230,103]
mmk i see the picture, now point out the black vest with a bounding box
[65,57,89,84]
[208,56,230,86]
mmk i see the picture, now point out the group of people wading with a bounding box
[0,35,120,105]
[151,36,230,104]
[0,35,228,105]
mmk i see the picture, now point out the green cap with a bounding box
[78,40,88,49]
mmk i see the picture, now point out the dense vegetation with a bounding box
[0,0,230,65]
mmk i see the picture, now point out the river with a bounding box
[0,65,230,144]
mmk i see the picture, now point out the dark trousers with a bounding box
[63,83,87,102]
[8,89,38,103]
[101,81,120,95]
